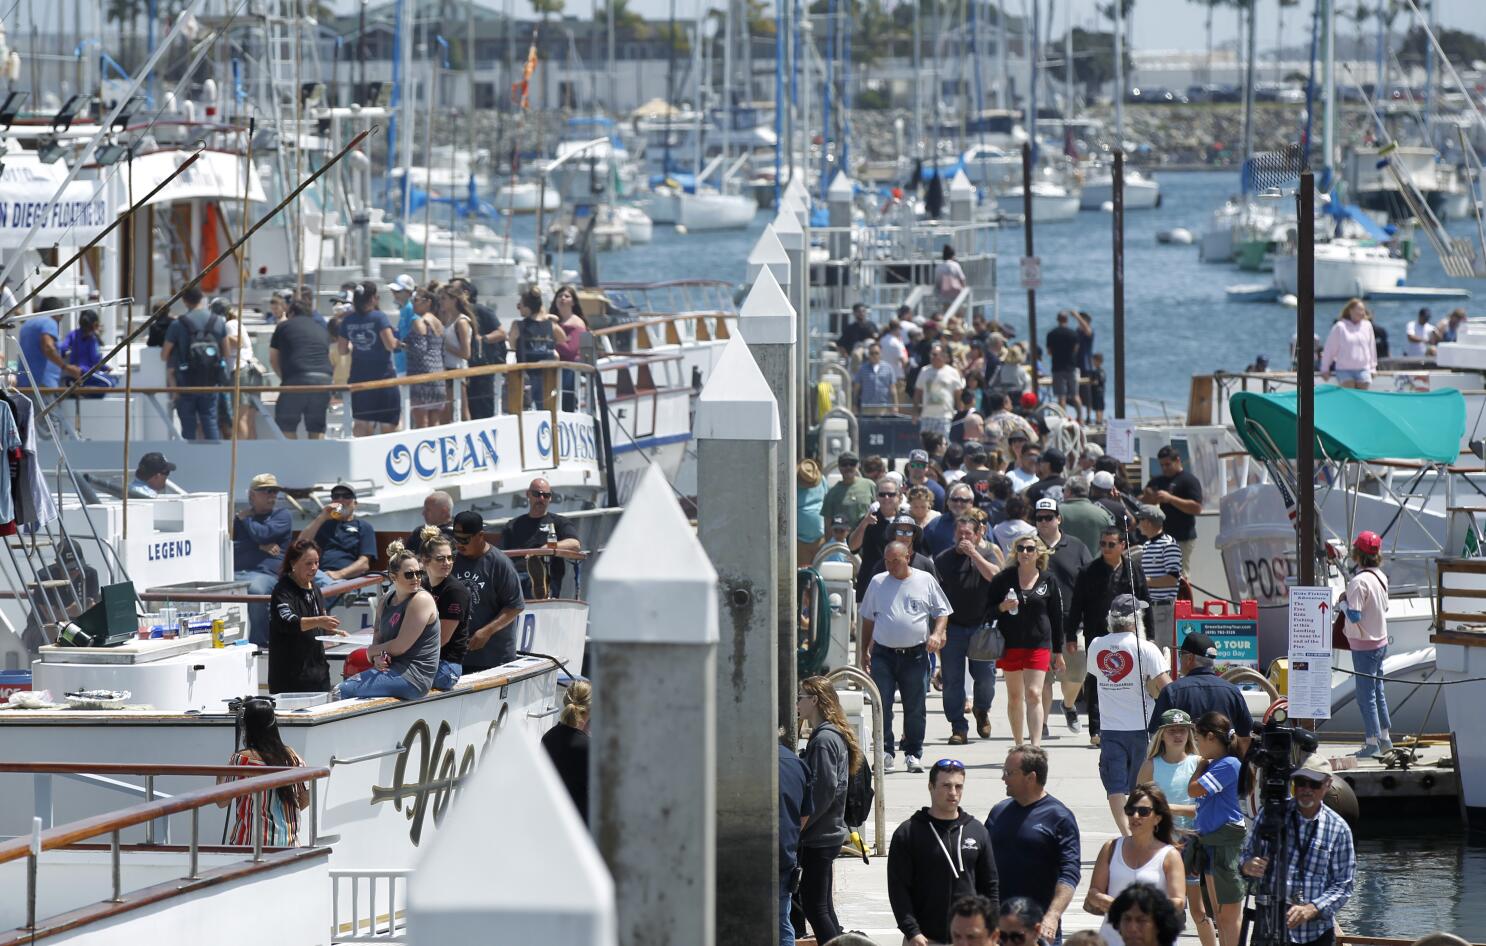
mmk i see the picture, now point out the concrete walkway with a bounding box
[820,673,1206,945]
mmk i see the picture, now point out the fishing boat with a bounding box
[1079,165,1161,210]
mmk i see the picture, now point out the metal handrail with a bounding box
[811,542,859,577]
[823,666,888,856]
[330,744,408,767]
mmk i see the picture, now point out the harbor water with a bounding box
[1343,822,1486,939]
[513,170,1478,411]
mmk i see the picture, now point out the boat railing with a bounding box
[33,359,602,450]
[1435,558,1486,637]
[330,868,413,944]
[588,309,735,355]
[0,760,331,936]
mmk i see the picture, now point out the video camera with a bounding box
[1241,709,1318,946]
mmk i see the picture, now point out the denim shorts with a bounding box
[1097,729,1148,795]
[1332,368,1372,385]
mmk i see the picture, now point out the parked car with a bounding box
[1127,86,1188,104]
[1187,84,1241,103]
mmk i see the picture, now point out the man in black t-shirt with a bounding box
[161,286,227,441]
[269,299,334,438]
[1140,445,1204,574]
[450,510,525,672]
[837,302,878,355]
[1044,311,1081,414]
[502,477,582,598]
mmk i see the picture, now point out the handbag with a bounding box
[1331,609,1350,651]
[968,621,1006,661]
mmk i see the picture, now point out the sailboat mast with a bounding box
[1112,0,1123,144]
[1240,0,1256,166]
[1321,0,1334,172]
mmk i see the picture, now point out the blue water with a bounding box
[1342,822,1486,939]
[508,170,1480,411]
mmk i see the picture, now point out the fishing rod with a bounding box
[37,126,380,419]
[0,151,205,325]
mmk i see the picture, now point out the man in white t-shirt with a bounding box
[860,541,951,774]
[1088,594,1171,835]
[914,343,964,437]
[1404,308,1433,358]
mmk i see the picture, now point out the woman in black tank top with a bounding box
[509,288,567,410]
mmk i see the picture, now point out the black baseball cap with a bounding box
[837,451,860,466]
[329,484,358,501]
[1180,631,1217,659]
[830,515,848,528]
[136,452,175,478]
[452,510,486,536]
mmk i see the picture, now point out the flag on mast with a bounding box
[513,29,540,110]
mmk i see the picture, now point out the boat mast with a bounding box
[1321,0,1334,176]
[1240,0,1256,170]
[1112,0,1123,146]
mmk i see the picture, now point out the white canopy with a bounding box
[105,149,266,209]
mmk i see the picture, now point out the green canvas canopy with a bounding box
[1229,385,1465,464]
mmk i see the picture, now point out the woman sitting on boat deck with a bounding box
[217,698,310,847]
[335,542,441,701]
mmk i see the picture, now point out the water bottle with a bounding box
[1004,589,1019,616]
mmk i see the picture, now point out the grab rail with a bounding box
[823,666,888,856]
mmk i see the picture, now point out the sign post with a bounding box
[1019,255,1041,291]
[1286,586,1334,720]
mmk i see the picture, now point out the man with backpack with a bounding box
[161,286,228,441]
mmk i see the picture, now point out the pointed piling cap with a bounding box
[771,203,805,250]
[785,171,811,205]
[407,721,617,944]
[736,265,796,347]
[589,464,718,645]
[949,169,975,197]
[828,170,855,201]
[746,224,790,285]
[696,334,781,443]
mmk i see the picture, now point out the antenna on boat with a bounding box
[35,127,381,418]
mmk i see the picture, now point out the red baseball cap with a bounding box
[1020,391,1038,408]
[343,647,372,679]
[1353,531,1382,555]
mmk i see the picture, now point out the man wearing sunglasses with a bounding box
[934,514,1001,742]
[1239,755,1356,946]
[501,477,582,599]
[887,758,999,946]
[302,484,377,583]
[449,510,526,673]
[820,451,874,531]
[848,472,905,573]
[1069,526,1153,743]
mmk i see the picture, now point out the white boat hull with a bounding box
[1272,243,1409,300]
[1002,185,1080,222]
[1200,226,1236,262]
[1081,174,1160,210]
[677,191,757,231]
[496,182,561,214]
[615,206,654,244]
[638,189,680,224]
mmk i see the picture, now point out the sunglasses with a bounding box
[878,491,899,498]
[948,496,971,503]
[1123,804,1156,817]
[1292,776,1326,790]
[1099,540,1123,549]
[1034,514,1056,522]
[1016,545,1039,554]
[452,533,477,545]
[529,490,553,499]
[932,758,965,771]
[999,931,1030,944]
[400,569,424,580]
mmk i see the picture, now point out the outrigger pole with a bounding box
[37,127,381,419]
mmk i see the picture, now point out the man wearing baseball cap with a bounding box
[233,473,293,644]
[821,451,874,529]
[1240,753,1356,945]
[904,448,945,510]
[301,484,378,582]
[1087,593,1170,834]
[1146,630,1253,745]
[1338,530,1393,756]
[128,452,176,499]
[386,274,418,375]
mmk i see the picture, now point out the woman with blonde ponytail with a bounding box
[542,681,591,822]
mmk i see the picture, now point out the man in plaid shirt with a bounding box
[1240,754,1356,946]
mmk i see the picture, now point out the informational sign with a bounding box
[1106,419,1136,462]
[1286,586,1334,719]
[1175,600,1259,671]
[1019,255,1042,290]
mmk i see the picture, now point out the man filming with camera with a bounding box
[1239,754,1356,946]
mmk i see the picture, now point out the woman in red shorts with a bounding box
[986,536,1065,748]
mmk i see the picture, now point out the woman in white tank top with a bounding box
[1083,783,1186,946]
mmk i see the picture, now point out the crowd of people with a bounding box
[17,274,592,442]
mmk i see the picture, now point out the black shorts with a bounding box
[351,385,399,425]
[276,388,331,435]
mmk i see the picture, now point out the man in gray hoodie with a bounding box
[888,759,1000,945]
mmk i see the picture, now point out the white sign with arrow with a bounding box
[1286,585,1334,719]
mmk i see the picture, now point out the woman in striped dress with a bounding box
[218,698,310,847]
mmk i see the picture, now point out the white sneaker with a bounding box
[883,754,896,773]
[906,755,924,773]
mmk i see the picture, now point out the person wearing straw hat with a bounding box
[798,459,826,568]
[1138,709,1217,946]
[1240,753,1356,946]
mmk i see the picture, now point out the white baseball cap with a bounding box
[385,273,417,294]
[1091,471,1116,491]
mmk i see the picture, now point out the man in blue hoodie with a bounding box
[888,759,1000,945]
[777,742,813,946]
